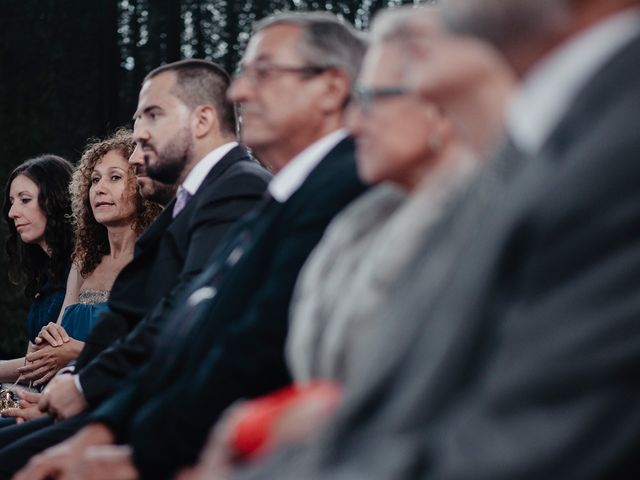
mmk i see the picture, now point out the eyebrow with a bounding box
[132,105,161,121]
[10,191,34,198]
[92,166,127,175]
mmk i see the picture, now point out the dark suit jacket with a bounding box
[241,32,640,480]
[76,145,271,405]
[91,137,367,479]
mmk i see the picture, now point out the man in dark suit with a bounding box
[12,12,368,480]
[0,60,270,471]
[38,60,271,413]
[209,2,640,479]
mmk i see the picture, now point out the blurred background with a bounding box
[0,0,427,358]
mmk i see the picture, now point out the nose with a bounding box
[93,177,108,195]
[133,120,151,146]
[8,202,19,219]
[128,144,143,167]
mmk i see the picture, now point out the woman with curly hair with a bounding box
[17,130,162,387]
[0,155,74,385]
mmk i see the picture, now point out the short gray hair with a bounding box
[370,5,440,49]
[254,11,368,81]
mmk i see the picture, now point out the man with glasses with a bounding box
[225,0,640,479]
[13,11,367,480]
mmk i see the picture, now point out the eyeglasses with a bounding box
[351,85,412,113]
[235,63,328,85]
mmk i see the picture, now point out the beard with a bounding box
[441,0,570,50]
[145,126,192,185]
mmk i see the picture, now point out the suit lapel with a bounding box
[191,144,252,197]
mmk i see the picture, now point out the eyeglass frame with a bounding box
[350,84,413,113]
[234,62,329,86]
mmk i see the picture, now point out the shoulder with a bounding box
[199,156,271,200]
[286,139,367,218]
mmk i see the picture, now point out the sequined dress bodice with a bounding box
[60,289,110,341]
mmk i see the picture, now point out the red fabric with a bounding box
[231,382,342,460]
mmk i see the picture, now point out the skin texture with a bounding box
[347,42,449,191]
[128,143,177,206]
[89,152,138,228]
[228,24,349,170]
[7,174,48,251]
[12,423,116,480]
[134,71,194,185]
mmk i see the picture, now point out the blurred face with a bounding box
[441,0,569,50]
[7,174,48,250]
[133,71,193,184]
[399,16,515,158]
[348,43,446,190]
[90,150,138,227]
[228,25,331,171]
[128,143,177,206]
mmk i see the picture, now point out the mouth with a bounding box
[15,223,28,230]
[94,201,115,208]
[133,164,146,176]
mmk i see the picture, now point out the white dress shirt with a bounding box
[268,129,348,203]
[179,141,239,197]
[507,6,640,156]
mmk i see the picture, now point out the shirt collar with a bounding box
[180,141,238,196]
[268,129,348,203]
[506,7,640,155]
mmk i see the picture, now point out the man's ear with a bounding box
[317,69,352,113]
[192,105,219,139]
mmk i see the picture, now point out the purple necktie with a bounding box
[172,188,192,218]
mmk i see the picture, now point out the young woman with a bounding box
[0,155,74,384]
[16,130,162,387]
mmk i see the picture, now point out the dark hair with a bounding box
[3,155,74,298]
[70,129,162,277]
[145,59,237,136]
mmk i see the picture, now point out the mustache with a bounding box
[133,163,147,176]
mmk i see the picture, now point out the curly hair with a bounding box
[70,129,162,277]
[3,155,75,298]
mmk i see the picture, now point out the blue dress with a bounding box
[26,284,66,343]
[60,289,110,341]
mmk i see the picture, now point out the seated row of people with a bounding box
[0,132,161,393]
[1,1,639,479]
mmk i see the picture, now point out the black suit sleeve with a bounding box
[414,136,640,480]
[179,171,270,280]
[117,205,346,478]
[78,167,270,406]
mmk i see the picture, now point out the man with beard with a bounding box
[0,60,271,475]
[128,142,177,207]
[207,1,640,479]
[13,11,368,480]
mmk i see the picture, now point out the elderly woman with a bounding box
[16,129,161,387]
